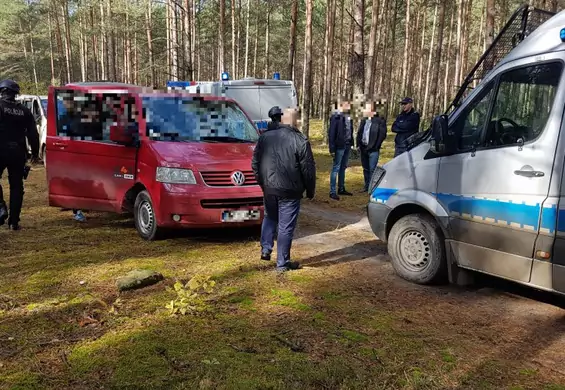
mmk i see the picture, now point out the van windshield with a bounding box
[142,96,259,143]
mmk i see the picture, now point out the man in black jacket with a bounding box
[356,101,387,193]
[392,97,420,157]
[252,106,316,272]
[328,98,354,200]
[0,80,39,230]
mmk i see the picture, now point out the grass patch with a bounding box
[270,289,311,311]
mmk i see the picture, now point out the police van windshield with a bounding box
[142,96,259,143]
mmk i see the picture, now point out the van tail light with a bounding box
[254,81,265,85]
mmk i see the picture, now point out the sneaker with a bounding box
[338,189,353,196]
[329,193,340,201]
[261,249,272,261]
[276,261,301,273]
[8,224,20,231]
[0,204,7,226]
[74,210,86,222]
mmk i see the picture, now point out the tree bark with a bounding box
[231,0,236,75]
[323,0,337,141]
[184,0,192,79]
[146,0,155,86]
[264,6,270,78]
[287,0,299,80]
[61,1,73,83]
[236,0,241,77]
[366,0,379,96]
[422,2,438,121]
[219,0,225,73]
[443,4,456,111]
[47,8,56,84]
[302,0,314,137]
[429,0,447,117]
[244,0,251,76]
[400,0,411,95]
[79,12,86,82]
[351,0,365,98]
[252,0,260,77]
[453,0,463,87]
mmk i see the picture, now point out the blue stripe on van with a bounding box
[370,187,560,234]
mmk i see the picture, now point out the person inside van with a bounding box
[328,97,354,201]
[357,100,387,193]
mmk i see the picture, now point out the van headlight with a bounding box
[156,167,197,184]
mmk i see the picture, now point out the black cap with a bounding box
[268,106,283,119]
[400,97,413,104]
[0,80,20,94]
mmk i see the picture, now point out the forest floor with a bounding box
[1,126,565,389]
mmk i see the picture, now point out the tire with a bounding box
[387,213,447,285]
[133,190,162,241]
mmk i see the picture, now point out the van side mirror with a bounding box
[430,114,453,155]
[110,125,135,146]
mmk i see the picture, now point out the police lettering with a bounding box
[3,107,24,116]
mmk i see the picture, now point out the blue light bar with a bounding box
[273,72,280,80]
[167,80,191,88]
[560,28,565,42]
[221,72,230,81]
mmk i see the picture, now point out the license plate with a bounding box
[222,210,261,222]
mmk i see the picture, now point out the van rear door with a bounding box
[258,83,297,119]
[224,84,261,122]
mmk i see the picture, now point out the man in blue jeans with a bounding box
[328,98,354,201]
[252,107,316,272]
[356,101,387,192]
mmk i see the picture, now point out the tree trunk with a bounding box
[27,19,39,91]
[244,0,251,76]
[377,0,389,93]
[366,0,379,96]
[90,7,99,80]
[486,0,495,69]
[385,0,398,118]
[453,0,463,87]
[79,12,86,82]
[429,0,447,117]
[252,0,260,77]
[184,0,192,79]
[423,2,438,121]
[264,6,270,78]
[302,0,314,137]
[351,0,365,98]
[146,0,155,86]
[61,1,73,83]
[219,0,225,73]
[323,0,337,142]
[287,0,299,80]
[47,8,56,84]
[231,0,236,74]
[443,4,455,111]
[236,0,241,77]
[99,1,107,80]
[337,0,345,97]
[400,0,411,95]
[166,0,171,78]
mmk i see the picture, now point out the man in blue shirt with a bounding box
[328,98,354,201]
[392,97,420,157]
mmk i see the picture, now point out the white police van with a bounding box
[16,94,48,164]
[368,5,565,296]
[167,72,298,132]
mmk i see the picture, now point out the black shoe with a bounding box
[261,249,272,261]
[8,224,20,231]
[276,261,301,273]
[329,193,340,201]
[338,189,353,196]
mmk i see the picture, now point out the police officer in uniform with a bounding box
[0,80,39,230]
[267,106,283,130]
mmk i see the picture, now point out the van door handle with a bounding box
[514,166,544,178]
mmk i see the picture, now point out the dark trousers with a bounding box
[260,194,301,269]
[0,152,26,225]
[360,149,380,191]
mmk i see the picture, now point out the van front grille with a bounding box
[200,197,264,209]
[200,170,258,187]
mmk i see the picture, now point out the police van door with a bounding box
[436,60,564,284]
[224,83,261,122]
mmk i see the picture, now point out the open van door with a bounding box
[46,86,139,212]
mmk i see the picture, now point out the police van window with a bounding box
[486,62,562,148]
[450,82,496,151]
[55,90,104,141]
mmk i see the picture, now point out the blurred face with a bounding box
[340,101,351,113]
[281,108,299,127]
[364,103,375,117]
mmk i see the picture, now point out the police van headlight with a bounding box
[156,167,197,184]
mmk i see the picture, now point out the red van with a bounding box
[45,82,264,240]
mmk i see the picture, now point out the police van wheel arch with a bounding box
[387,213,447,285]
[134,190,162,241]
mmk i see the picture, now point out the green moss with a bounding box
[270,289,311,311]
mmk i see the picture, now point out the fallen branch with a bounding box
[271,334,305,353]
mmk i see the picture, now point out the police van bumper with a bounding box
[367,201,392,244]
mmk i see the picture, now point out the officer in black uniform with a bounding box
[0,80,39,230]
[266,106,283,130]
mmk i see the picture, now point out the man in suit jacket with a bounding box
[356,101,387,193]
[328,97,354,201]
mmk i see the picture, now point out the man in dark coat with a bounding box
[392,97,420,157]
[328,98,354,201]
[356,101,387,193]
[252,107,316,272]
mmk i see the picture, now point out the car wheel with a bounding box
[134,190,161,241]
[387,213,447,285]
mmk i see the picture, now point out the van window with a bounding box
[486,62,562,147]
[142,96,259,143]
[450,82,496,151]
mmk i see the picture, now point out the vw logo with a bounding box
[231,171,246,186]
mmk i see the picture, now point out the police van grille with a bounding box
[200,197,264,209]
[200,171,258,187]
